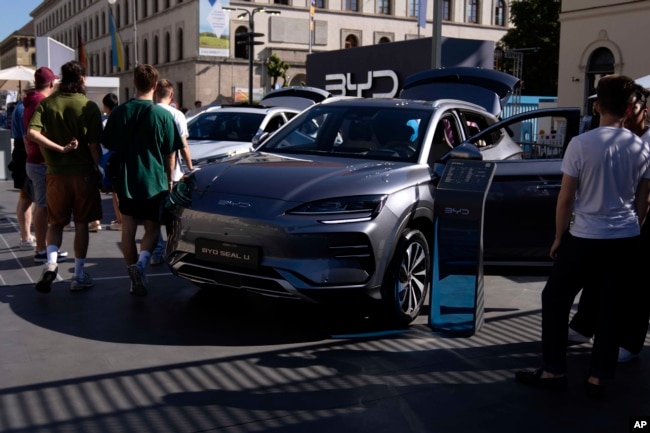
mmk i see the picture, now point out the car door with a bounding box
[461,108,581,268]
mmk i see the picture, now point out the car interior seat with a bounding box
[430,118,454,163]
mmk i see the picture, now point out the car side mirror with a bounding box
[252,131,269,148]
[440,142,483,162]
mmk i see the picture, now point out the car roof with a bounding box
[193,105,298,116]
[400,67,521,116]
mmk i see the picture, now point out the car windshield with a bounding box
[187,111,266,142]
[259,105,432,162]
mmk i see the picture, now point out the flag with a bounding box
[109,9,125,69]
[418,0,427,28]
[77,28,88,68]
[310,0,316,31]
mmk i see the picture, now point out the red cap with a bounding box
[34,67,59,87]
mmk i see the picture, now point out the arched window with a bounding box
[378,36,391,44]
[466,0,479,24]
[495,0,505,26]
[164,31,171,63]
[153,35,159,64]
[586,47,615,113]
[143,38,149,64]
[234,25,248,59]
[177,28,184,60]
[344,34,359,49]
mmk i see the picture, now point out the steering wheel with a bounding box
[384,143,417,158]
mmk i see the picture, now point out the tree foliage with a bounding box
[267,53,290,89]
[499,0,560,96]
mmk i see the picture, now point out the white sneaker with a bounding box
[19,236,36,250]
[618,347,639,363]
[567,327,592,344]
[70,272,95,292]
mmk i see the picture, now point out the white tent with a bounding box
[0,65,36,93]
[635,74,650,89]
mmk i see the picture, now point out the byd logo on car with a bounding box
[444,207,470,216]
[325,70,399,98]
[217,200,251,208]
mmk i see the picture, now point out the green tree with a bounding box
[499,0,560,96]
[267,53,290,89]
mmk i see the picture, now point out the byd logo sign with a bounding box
[324,70,399,98]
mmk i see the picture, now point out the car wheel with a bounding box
[382,229,430,326]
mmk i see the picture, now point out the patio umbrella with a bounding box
[0,65,36,94]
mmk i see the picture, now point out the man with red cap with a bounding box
[24,66,68,264]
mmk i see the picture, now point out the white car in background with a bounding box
[186,87,333,164]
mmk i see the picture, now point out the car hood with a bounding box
[399,67,521,116]
[190,152,426,202]
[188,139,253,162]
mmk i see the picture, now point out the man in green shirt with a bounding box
[27,60,103,293]
[102,64,183,296]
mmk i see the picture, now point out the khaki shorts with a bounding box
[46,173,103,226]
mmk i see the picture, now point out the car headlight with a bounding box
[287,195,387,224]
[165,177,195,215]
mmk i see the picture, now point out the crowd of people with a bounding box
[8,61,192,296]
[6,65,649,399]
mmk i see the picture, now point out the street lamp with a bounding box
[107,0,138,67]
[223,7,281,104]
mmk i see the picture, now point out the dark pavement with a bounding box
[0,179,647,433]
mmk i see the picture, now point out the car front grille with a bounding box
[173,257,309,301]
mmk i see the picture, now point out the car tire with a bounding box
[382,229,430,326]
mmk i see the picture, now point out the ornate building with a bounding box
[28,0,511,110]
[558,0,650,114]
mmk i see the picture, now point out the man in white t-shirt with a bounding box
[152,79,194,264]
[568,84,650,362]
[515,75,650,399]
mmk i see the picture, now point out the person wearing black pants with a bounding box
[515,75,650,399]
[568,84,650,361]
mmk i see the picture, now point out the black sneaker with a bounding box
[128,264,148,296]
[35,263,58,293]
[34,251,69,263]
[515,369,568,390]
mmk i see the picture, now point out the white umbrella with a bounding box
[0,65,36,94]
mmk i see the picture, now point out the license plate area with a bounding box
[195,238,260,270]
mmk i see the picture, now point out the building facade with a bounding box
[0,21,37,70]
[558,0,650,114]
[29,0,511,110]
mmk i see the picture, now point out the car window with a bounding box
[187,112,265,141]
[428,113,463,164]
[263,114,286,133]
[464,109,581,161]
[261,105,431,162]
